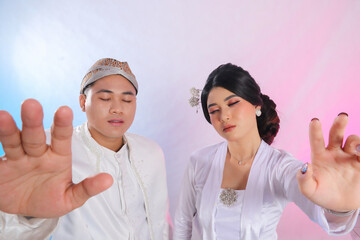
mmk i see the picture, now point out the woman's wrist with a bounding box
[324,208,356,217]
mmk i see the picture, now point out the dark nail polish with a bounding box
[311,118,319,122]
[338,112,348,117]
[301,163,308,174]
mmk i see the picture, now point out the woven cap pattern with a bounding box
[80,58,138,94]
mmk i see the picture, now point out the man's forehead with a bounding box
[93,75,135,89]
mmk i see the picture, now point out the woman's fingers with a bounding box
[296,163,316,198]
[50,106,73,156]
[21,99,48,157]
[343,135,360,158]
[328,113,348,150]
[0,111,25,160]
[309,119,326,156]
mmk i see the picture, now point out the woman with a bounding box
[174,63,360,239]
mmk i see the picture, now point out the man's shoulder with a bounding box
[44,124,83,139]
[125,132,163,154]
[125,132,157,145]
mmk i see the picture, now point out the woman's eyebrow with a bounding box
[224,94,237,101]
[207,103,217,109]
[208,95,238,108]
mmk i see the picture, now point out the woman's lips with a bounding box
[108,119,124,126]
[223,125,236,132]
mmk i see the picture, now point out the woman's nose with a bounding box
[220,108,230,123]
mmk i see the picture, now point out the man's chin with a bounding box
[106,131,127,139]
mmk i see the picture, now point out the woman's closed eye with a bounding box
[209,109,219,114]
[228,100,240,106]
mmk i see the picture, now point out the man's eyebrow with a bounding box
[95,89,113,94]
[94,90,135,96]
[122,91,135,96]
[207,95,238,108]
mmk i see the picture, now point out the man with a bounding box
[0,58,171,239]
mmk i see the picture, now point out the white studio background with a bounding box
[0,1,359,239]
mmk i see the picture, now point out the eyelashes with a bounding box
[99,98,132,103]
[228,100,240,106]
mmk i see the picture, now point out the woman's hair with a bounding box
[201,63,280,145]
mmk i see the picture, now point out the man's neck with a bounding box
[88,129,125,152]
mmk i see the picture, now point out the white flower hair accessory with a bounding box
[189,87,201,113]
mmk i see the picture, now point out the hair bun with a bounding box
[257,94,280,145]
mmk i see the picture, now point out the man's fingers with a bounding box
[343,135,360,158]
[21,99,48,157]
[69,173,113,208]
[50,106,73,156]
[328,113,348,150]
[309,118,326,155]
[0,111,25,160]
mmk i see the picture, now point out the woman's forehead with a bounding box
[208,87,237,100]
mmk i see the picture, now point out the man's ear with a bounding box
[79,94,86,112]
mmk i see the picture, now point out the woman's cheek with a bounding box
[210,116,218,126]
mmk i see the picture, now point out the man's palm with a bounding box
[0,99,113,218]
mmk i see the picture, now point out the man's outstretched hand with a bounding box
[0,99,113,218]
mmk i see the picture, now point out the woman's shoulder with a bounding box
[187,142,226,173]
[190,142,224,161]
[261,142,296,161]
[261,142,303,172]
[186,142,226,183]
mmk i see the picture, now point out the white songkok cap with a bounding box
[80,58,138,94]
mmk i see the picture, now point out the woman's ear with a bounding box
[255,106,262,117]
[79,94,86,112]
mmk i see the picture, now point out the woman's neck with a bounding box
[227,134,262,165]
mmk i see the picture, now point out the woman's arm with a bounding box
[173,160,197,239]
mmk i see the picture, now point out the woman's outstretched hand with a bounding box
[297,113,360,212]
[0,99,113,218]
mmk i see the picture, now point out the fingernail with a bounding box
[338,112,348,117]
[311,118,319,121]
[356,145,360,157]
[301,163,308,174]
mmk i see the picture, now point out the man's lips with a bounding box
[223,125,236,132]
[108,119,124,126]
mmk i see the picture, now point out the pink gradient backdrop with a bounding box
[0,1,359,239]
